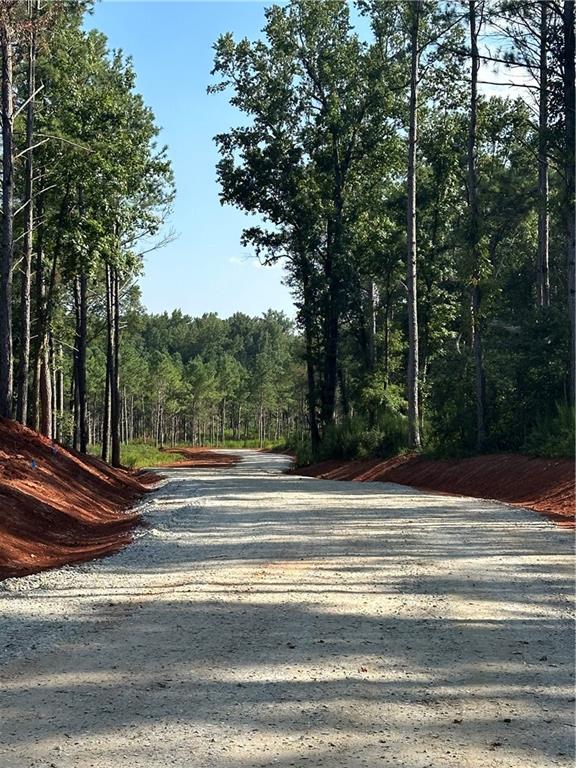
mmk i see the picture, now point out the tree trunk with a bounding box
[468,0,487,451]
[16,18,36,424]
[301,260,320,454]
[101,265,112,462]
[337,366,350,418]
[366,280,377,372]
[0,15,14,418]
[321,151,344,431]
[111,266,121,467]
[537,1,550,308]
[407,1,422,450]
[56,344,63,443]
[74,271,88,453]
[31,190,44,431]
[563,0,575,403]
[39,340,51,438]
[33,189,68,433]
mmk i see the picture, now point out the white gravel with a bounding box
[0,450,573,768]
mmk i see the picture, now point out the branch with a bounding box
[13,184,56,216]
[13,82,44,120]
[477,79,538,90]
[132,228,179,259]
[35,132,93,152]
[14,137,49,159]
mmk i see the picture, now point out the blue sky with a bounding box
[85,2,525,321]
[86,1,294,319]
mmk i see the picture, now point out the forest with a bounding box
[0,0,574,466]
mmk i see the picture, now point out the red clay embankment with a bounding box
[295,453,575,527]
[0,418,160,579]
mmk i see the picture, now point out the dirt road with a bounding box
[0,451,573,767]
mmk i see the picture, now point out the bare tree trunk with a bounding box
[31,191,44,431]
[56,344,63,443]
[259,402,264,448]
[111,267,121,467]
[73,271,88,452]
[301,259,320,454]
[0,14,14,418]
[33,189,68,433]
[366,281,377,372]
[72,340,79,450]
[468,0,487,451]
[563,0,575,403]
[39,339,51,438]
[537,1,550,308]
[337,366,349,418]
[407,1,422,450]
[50,336,56,440]
[321,205,342,431]
[16,17,36,424]
[101,265,112,462]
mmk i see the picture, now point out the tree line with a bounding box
[0,1,174,466]
[211,0,575,459]
[81,306,302,450]
[0,0,573,467]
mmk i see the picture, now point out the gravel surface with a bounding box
[0,450,573,768]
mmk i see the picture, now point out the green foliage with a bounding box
[286,412,408,466]
[81,306,303,448]
[89,443,187,469]
[217,438,285,450]
[523,404,575,459]
[356,415,408,459]
[12,1,571,474]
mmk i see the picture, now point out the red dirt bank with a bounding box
[295,453,575,527]
[0,422,240,580]
[0,418,159,579]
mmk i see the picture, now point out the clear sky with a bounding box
[85,2,527,321]
[86,1,294,320]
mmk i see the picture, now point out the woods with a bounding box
[0,0,573,466]
[212,0,575,460]
[82,308,301,450]
[0,1,173,465]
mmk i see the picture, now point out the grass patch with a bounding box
[199,438,286,450]
[88,443,188,469]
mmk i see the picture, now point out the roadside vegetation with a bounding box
[209,0,575,465]
[88,443,188,470]
[0,1,573,473]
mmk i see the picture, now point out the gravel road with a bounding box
[0,450,573,768]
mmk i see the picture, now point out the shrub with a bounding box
[523,403,575,459]
[287,412,408,467]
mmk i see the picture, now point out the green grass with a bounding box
[88,443,188,469]
[206,438,285,450]
[89,439,288,468]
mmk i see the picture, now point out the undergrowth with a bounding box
[89,443,188,469]
[523,404,575,459]
[285,414,408,467]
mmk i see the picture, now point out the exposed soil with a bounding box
[0,418,160,580]
[161,447,239,468]
[295,453,575,527]
[0,424,242,580]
